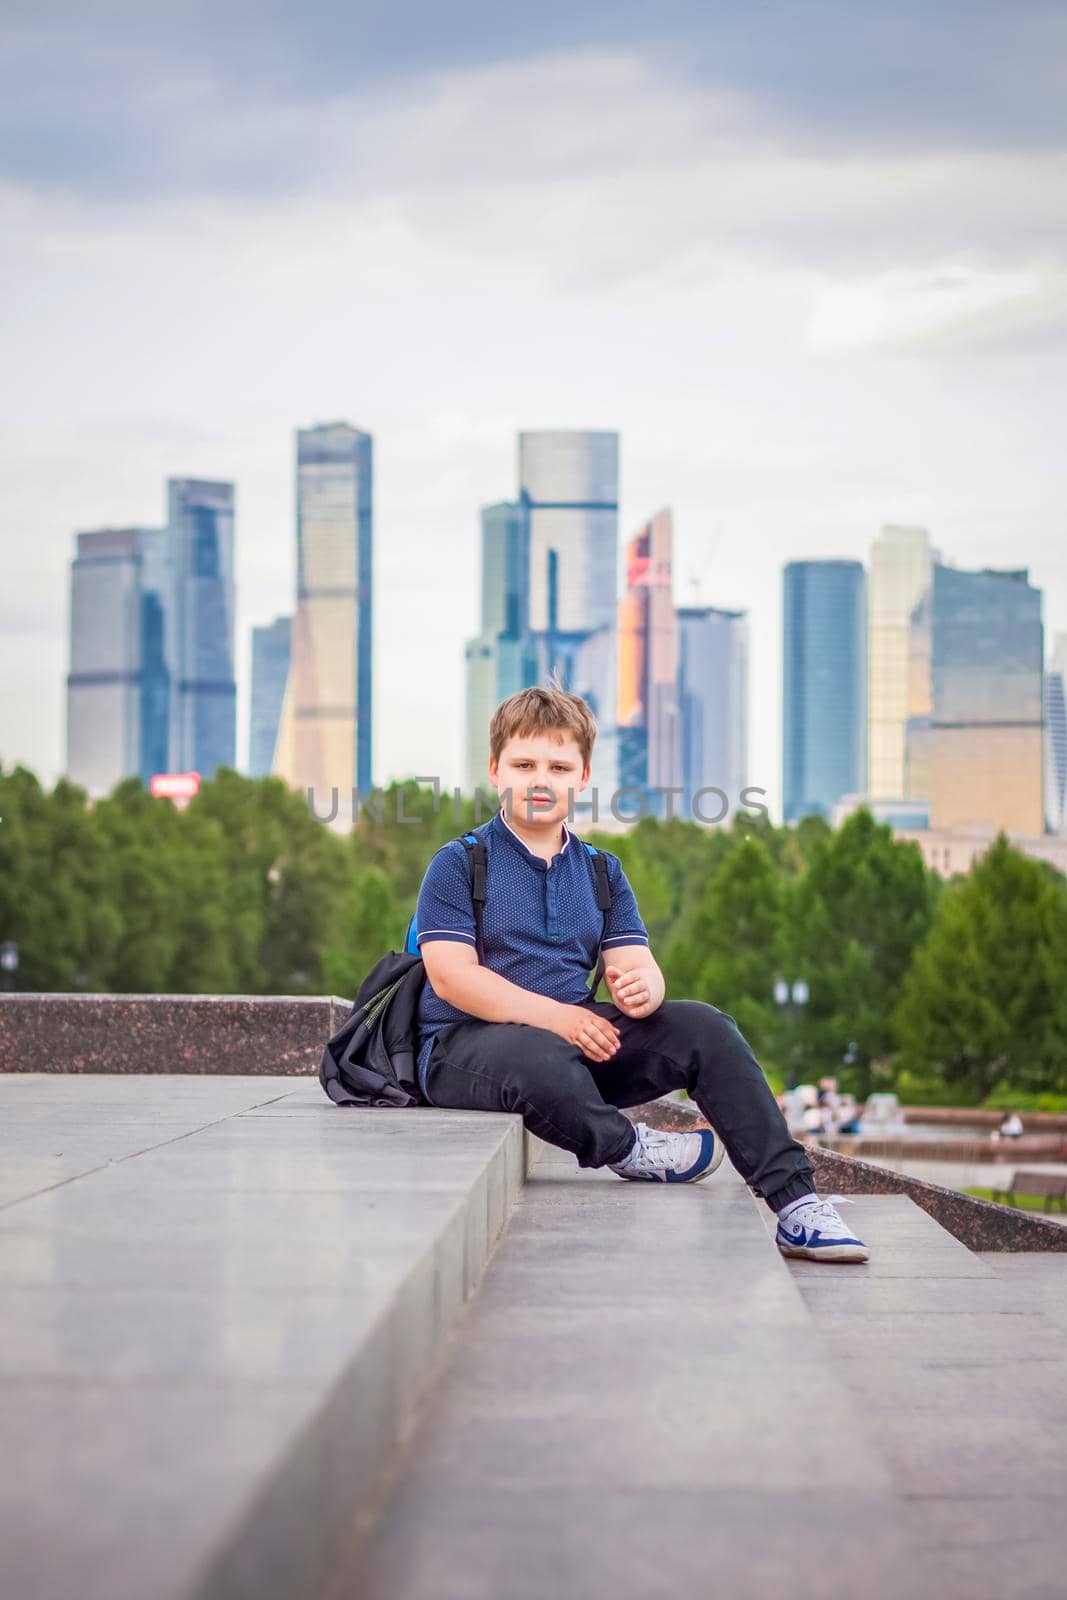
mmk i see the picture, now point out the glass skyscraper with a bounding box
[519,431,619,799]
[868,525,930,798]
[929,564,1043,834]
[465,500,536,793]
[677,605,749,819]
[782,560,867,823]
[249,616,292,778]
[167,478,236,778]
[617,508,682,811]
[66,527,171,797]
[274,424,373,808]
[1046,634,1067,834]
[521,432,618,634]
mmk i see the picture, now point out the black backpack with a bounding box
[319,828,613,1108]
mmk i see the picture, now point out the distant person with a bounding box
[998,1110,1024,1139]
[411,684,869,1264]
[802,1103,827,1137]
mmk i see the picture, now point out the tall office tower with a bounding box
[519,430,620,801]
[928,564,1044,834]
[465,501,536,793]
[274,424,373,808]
[1047,634,1067,834]
[168,478,236,777]
[67,528,171,796]
[903,586,934,800]
[617,509,682,812]
[249,616,292,778]
[782,560,867,823]
[676,605,749,817]
[868,525,930,797]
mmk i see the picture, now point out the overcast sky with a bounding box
[3,0,1066,818]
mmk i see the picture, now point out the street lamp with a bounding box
[0,941,18,993]
[774,976,809,1090]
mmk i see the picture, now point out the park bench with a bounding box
[991,1169,1067,1212]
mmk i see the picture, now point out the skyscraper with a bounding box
[521,432,618,634]
[868,525,931,798]
[904,586,934,800]
[677,605,749,818]
[928,565,1044,834]
[249,616,292,778]
[67,528,170,797]
[1046,634,1067,834]
[274,424,373,807]
[167,478,236,778]
[519,431,619,799]
[465,500,536,793]
[782,560,867,823]
[617,508,682,810]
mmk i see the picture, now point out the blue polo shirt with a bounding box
[413,808,650,1096]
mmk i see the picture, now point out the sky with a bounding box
[2,0,1066,819]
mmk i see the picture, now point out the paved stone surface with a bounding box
[0,1075,523,1600]
[780,1197,1067,1596]
[344,1151,942,1599]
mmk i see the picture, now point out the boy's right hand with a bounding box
[551,1004,621,1063]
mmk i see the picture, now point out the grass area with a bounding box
[964,1186,1066,1214]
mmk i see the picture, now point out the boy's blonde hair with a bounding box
[489,675,598,769]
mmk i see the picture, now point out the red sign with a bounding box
[150,772,201,801]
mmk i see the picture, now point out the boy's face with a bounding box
[489,732,590,827]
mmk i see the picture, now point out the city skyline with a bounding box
[46,425,1067,834]
[4,6,1064,818]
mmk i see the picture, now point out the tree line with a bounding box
[3,761,1067,1107]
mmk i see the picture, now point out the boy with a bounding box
[413,686,868,1263]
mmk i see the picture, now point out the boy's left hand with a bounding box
[604,964,655,1018]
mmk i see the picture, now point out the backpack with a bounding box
[319,827,614,1109]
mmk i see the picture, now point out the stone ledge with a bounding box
[807,1145,1067,1253]
[0,994,353,1075]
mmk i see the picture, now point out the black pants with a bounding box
[422,997,815,1211]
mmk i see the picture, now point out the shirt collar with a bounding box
[493,805,571,866]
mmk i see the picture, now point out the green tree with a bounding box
[787,808,937,1094]
[662,836,785,1060]
[322,866,401,999]
[0,765,121,990]
[895,836,1067,1102]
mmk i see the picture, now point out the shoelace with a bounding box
[627,1124,679,1174]
[796,1195,854,1232]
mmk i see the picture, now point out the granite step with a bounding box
[341,1149,944,1600]
[778,1195,1067,1598]
[0,1075,525,1600]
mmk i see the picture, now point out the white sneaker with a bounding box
[775,1195,869,1263]
[609,1120,725,1184]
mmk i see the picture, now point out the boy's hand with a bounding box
[605,964,656,1019]
[551,1004,621,1063]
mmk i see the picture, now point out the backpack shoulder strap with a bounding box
[581,842,613,991]
[583,841,613,912]
[458,832,487,964]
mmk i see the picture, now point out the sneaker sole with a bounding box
[777,1240,869,1263]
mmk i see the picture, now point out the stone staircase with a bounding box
[2,1074,1066,1600]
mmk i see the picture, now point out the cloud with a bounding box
[806,262,1067,353]
[2,8,1066,801]
[2,1,1066,202]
